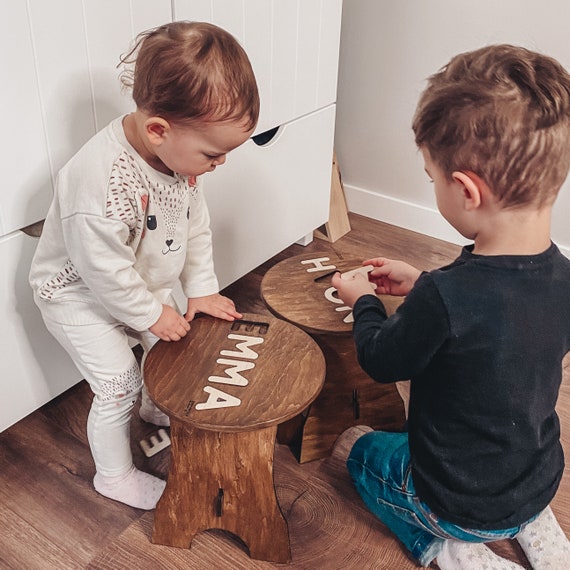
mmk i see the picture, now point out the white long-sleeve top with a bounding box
[30,116,219,332]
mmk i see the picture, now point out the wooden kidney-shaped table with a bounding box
[261,253,406,463]
[144,313,325,563]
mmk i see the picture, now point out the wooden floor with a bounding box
[1,213,569,569]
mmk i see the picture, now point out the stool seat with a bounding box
[261,253,406,462]
[144,313,325,563]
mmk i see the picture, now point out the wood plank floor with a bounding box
[1,213,568,569]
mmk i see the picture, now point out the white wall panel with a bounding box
[83,0,172,130]
[211,0,244,41]
[173,0,213,22]
[173,0,341,133]
[131,0,172,36]
[242,0,273,133]
[0,2,51,236]
[27,0,95,186]
[295,0,321,118]
[317,0,343,109]
[270,0,298,128]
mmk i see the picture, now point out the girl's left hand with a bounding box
[185,293,243,322]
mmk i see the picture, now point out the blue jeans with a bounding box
[347,431,532,566]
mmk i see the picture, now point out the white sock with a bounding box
[515,506,570,569]
[139,389,170,427]
[436,540,525,570]
[93,465,166,510]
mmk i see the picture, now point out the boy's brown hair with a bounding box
[120,21,259,131]
[413,44,570,207]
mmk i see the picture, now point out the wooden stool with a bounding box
[144,313,325,563]
[261,253,406,463]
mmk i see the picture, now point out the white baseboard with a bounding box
[344,183,570,258]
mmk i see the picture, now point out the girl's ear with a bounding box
[452,170,484,211]
[144,117,171,146]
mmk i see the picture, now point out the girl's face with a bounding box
[153,117,254,177]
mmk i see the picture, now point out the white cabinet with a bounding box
[0,2,52,237]
[1,1,342,431]
[208,105,337,287]
[0,231,81,432]
[174,0,343,134]
[0,1,172,431]
[173,0,343,287]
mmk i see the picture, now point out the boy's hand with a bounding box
[185,293,243,322]
[149,304,191,342]
[363,257,421,296]
[331,271,376,308]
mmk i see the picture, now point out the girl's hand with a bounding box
[149,304,191,341]
[363,257,421,297]
[185,293,243,322]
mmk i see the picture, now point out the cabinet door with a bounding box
[173,0,343,133]
[83,0,172,129]
[27,0,97,193]
[28,0,172,192]
[0,2,52,237]
[0,0,172,238]
[205,105,336,289]
[0,231,81,432]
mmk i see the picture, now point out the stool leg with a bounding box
[295,334,405,463]
[152,421,291,563]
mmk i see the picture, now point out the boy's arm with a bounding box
[351,273,449,383]
[364,257,422,296]
[332,257,421,309]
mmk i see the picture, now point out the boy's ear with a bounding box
[144,117,171,146]
[451,170,484,211]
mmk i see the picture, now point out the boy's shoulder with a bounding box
[432,243,570,273]
[427,243,570,301]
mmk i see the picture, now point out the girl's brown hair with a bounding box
[413,44,570,208]
[120,21,259,130]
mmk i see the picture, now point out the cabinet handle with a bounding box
[21,220,44,238]
[352,389,360,420]
[215,488,224,517]
[251,125,281,146]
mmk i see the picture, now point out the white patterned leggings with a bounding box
[37,298,162,478]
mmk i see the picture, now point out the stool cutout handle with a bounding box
[352,388,361,420]
[215,488,224,517]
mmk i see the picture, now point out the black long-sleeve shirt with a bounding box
[352,243,570,529]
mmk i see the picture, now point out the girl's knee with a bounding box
[97,362,143,403]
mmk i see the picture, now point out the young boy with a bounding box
[29,21,259,510]
[332,44,570,569]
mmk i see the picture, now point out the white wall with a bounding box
[335,0,570,253]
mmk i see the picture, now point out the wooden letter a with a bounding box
[195,386,241,410]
